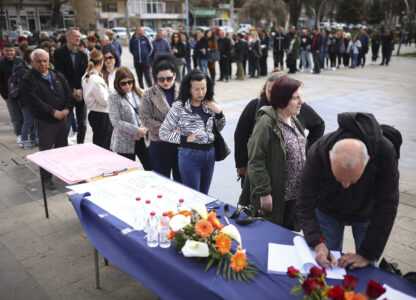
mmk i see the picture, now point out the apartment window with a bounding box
[102,3,117,12]
[145,0,163,13]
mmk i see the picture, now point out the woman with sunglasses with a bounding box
[108,67,151,169]
[238,75,305,230]
[139,54,181,181]
[159,70,226,194]
[81,49,113,150]
[101,46,119,94]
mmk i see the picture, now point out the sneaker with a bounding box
[300,69,304,73]
[339,64,345,68]
[30,138,39,146]
[22,140,34,150]
[332,67,336,71]
[68,138,74,146]
[17,135,24,148]
[44,178,56,190]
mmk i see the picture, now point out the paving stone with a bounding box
[0,276,50,300]
[0,248,29,289]
[4,164,40,186]
[395,216,416,234]
[1,191,35,208]
[0,224,50,261]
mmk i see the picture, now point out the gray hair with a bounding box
[66,27,79,36]
[100,35,109,41]
[266,71,284,83]
[329,139,369,169]
[31,48,49,61]
[39,31,49,40]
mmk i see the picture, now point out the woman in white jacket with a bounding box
[82,49,113,149]
[347,34,361,69]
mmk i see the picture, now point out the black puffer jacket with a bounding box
[297,112,399,261]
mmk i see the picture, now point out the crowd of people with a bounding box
[0,25,401,272]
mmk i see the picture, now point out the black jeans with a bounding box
[219,56,230,80]
[312,51,320,73]
[274,50,284,68]
[149,141,182,182]
[134,62,153,89]
[88,111,113,150]
[117,139,152,171]
[260,54,268,76]
[209,67,216,85]
[36,118,68,180]
[71,100,87,144]
[283,199,300,232]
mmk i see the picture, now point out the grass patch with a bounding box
[395,52,416,57]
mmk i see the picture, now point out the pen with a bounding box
[102,172,118,177]
[113,168,128,174]
[327,251,333,270]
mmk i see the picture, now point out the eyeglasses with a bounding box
[119,80,134,86]
[104,56,114,61]
[157,76,174,83]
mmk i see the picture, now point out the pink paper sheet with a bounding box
[27,143,140,184]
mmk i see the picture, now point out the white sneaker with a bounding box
[17,135,24,148]
[309,69,313,73]
[339,64,344,68]
[300,69,304,73]
[68,138,74,146]
[332,67,336,71]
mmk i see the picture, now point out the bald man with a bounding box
[297,112,399,270]
[21,49,74,190]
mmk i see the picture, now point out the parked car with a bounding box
[111,27,127,39]
[19,30,33,38]
[237,23,252,34]
[143,26,157,37]
[4,31,18,45]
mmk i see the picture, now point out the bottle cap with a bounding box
[150,211,156,216]
[157,195,162,198]
[136,197,141,201]
[146,200,151,204]
[179,199,184,203]
[162,212,168,217]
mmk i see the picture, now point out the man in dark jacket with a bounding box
[234,72,325,186]
[297,112,399,270]
[273,27,287,69]
[21,49,74,190]
[0,41,24,145]
[129,26,154,89]
[218,29,232,82]
[358,28,369,67]
[54,28,88,144]
[380,29,395,66]
[311,28,323,74]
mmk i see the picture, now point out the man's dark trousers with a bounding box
[134,62,153,89]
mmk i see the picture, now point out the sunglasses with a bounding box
[119,80,134,86]
[157,76,174,83]
[104,56,114,61]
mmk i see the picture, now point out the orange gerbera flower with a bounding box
[178,210,193,217]
[195,220,213,238]
[167,230,176,240]
[344,292,367,300]
[167,211,175,219]
[207,211,224,230]
[230,252,248,272]
[216,234,231,254]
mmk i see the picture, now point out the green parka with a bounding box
[238,106,305,226]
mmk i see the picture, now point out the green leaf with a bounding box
[237,272,242,282]
[290,284,303,296]
[204,258,215,272]
[232,270,236,281]
[241,271,249,283]
[222,260,228,279]
[228,264,232,282]
[216,258,223,277]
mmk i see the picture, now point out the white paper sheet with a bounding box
[68,170,216,228]
[377,284,416,300]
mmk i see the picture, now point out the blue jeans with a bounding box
[315,208,370,254]
[6,100,23,136]
[21,106,36,142]
[178,147,215,195]
[197,58,208,75]
[320,48,328,69]
[301,50,312,71]
[350,52,358,68]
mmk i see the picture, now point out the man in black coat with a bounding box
[297,112,399,270]
[21,49,74,189]
[273,27,287,69]
[380,29,395,66]
[311,28,323,74]
[218,29,231,82]
[54,28,88,144]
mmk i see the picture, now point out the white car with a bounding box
[237,24,252,34]
[111,27,127,39]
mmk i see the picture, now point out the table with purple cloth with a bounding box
[69,192,416,299]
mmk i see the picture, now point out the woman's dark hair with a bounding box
[102,46,120,70]
[205,30,215,41]
[114,66,142,96]
[171,32,181,44]
[270,75,302,109]
[178,69,214,104]
[152,53,179,83]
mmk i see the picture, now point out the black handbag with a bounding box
[212,122,230,161]
[207,51,220,63]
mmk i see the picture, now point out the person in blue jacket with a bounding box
[129,26,153,89]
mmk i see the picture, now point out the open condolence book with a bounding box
[267,236,346,279]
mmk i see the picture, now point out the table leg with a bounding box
[40,169,49,219]
[94,247,100,289]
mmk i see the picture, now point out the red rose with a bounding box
[366,280,386,299]
[343,275,359,290]
[328,286,345,300]
[287,266,300,278]
[310,266,327,278]
[302,278,318,296]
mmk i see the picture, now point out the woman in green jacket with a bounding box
[239,75,306,230]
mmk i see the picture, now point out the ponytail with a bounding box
[85,49,103,83]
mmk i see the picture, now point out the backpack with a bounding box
[380,124,402,160]
[7,63,25,101]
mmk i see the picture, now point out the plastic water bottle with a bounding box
[159,212,171,248]
[143,200,152,233]
[133,197,145,231]
[177,198,184,212]
[147,212,159,247]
